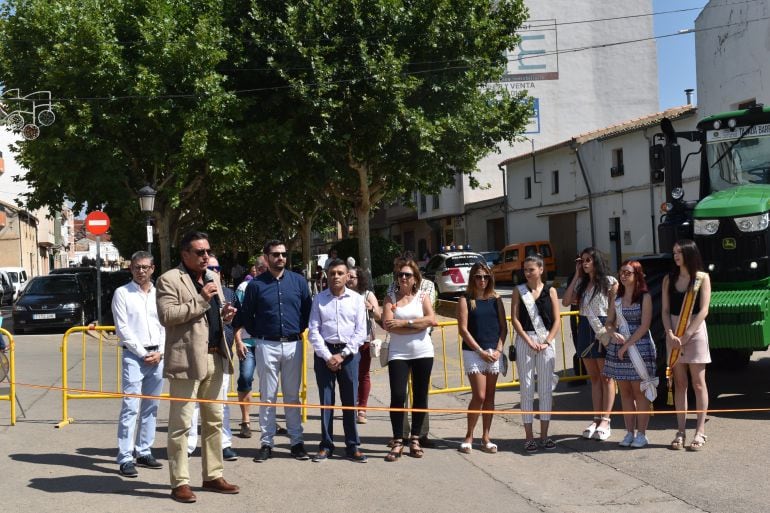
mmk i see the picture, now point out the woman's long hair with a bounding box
[575,247,611,302]
[465,262,497,310]
[617,260,648,304]
[670,238,704,285]
[350,266,369,294]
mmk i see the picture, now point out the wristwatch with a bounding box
[407,319,414,327]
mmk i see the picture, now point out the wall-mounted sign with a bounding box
[502,19,559,82]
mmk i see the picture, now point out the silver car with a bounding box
[421,251,486,297]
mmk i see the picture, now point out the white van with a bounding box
[0,267,29,300]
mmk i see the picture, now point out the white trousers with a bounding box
[515,332,556,423]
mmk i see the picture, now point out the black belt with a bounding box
[326,342,346,349]
[258,334,301,342]
[124,345,159,351]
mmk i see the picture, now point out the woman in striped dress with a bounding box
[603,260,656,449]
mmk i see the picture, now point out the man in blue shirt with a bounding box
[233,239,312,463]
[308,259,368,462]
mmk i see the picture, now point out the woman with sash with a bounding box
[662,239,711,451]
[511,254,560,452]
[457,262,507,454]
[603,260,657,449]
[562,247,618,441]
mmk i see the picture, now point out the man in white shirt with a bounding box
[113,251,166,478]
[308,259,367,463]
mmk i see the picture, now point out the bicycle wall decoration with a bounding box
[1,89,56,140]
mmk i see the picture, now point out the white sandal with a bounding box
[481,441,498,454]
[582,417,600,439]
[458,442,472,454]
[593,417,612,441]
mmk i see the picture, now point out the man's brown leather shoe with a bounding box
[171,485,197,503]
[202,477,240,494]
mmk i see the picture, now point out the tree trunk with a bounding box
[155,208,173,273]
[355,203,372,281]
[301,216,313,275]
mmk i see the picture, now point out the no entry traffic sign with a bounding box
[85,210,110,236]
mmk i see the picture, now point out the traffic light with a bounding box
[649,143,665,183]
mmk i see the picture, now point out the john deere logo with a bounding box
[722,238,737,250]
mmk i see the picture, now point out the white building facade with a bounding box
[380,0,661,254]
[695,0,770,118]
[500,106,700,276]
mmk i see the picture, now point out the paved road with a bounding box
[1,322,770,512]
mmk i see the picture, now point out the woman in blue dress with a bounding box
[603,260,656,449]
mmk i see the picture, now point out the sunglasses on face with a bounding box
[132,265,153,272]
[207,265,221,272]
[191,248,213,257]
[620,270,634,276]
[269,252,288,258]
[474,275,490,281]
[397,272,414,279]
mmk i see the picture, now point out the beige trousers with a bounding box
[167,354,224,488]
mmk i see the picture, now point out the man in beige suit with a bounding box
[156,231,240,503]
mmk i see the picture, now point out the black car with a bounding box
[0,271,14,307]
[12,274,98,334]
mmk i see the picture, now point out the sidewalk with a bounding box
[1,326,769,512]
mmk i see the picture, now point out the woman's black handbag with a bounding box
[508,343,516,362]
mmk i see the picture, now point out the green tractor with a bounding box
[651,104,770,369]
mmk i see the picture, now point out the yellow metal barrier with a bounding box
[0,328,17,425]
[57,325,309,428]
[429,311,586,396]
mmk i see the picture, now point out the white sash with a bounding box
[581,282,612,351]
[614,298,658,402]
[517,284,550,344]
[517,284,559,391]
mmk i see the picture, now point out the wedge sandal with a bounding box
[670,431,686,450]
[688,432,707,451]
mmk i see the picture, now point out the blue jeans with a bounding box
[236,339,256,393]
[116,351,163,464]
[314,349,360,455]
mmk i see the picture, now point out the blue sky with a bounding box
[654,0,710,110]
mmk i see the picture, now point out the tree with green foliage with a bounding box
[0,0,238,270]
[244,0,532,276]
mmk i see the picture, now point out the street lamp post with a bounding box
[138,185,156,254]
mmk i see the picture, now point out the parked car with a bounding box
[12,274,98,334]
[492,240,556,284]
[421,251,486,297]
[479,251,501,267]
[0,270,14,306]
[0,266,29,301]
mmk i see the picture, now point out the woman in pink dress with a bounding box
[662,239,711,451]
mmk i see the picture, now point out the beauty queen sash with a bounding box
[580,281,613,357]
[666,271,706,405]
[614,298,658,402]
[518,284,550,343]
[518,284,559,391]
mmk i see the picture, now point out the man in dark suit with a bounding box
[156,231,239,503]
